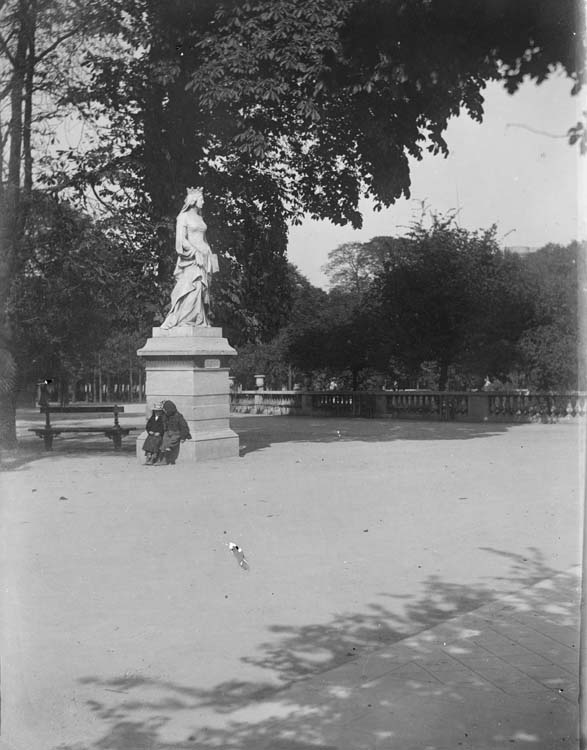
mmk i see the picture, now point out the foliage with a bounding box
[515,243,580,390]
[0,0,117,440]
[231,264,328,388]
[8,194,151,392]
[517,325,577,391]
[368,219,501,388]
[193,0,584,222]
[51,0,295,344]
[289,223,580,392]
[55,0,585,336]
[286,284,378,389]
[321,240,396,296]
[229,339,291,391]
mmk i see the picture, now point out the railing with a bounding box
[385,391,470,420]
[488,392,587,422]
[311,392,377,417]
[230,391,302,416]
[230,389,587,423]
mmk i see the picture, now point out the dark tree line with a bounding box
[244,221,581,393]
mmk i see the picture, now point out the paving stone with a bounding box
[517,664,579,686]
[499,650,561,669]
[356,652,414,682]
[476,674,549,695]
[421,668,495,689]
[371,661,445,690]
[441,650,508,669]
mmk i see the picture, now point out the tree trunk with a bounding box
[439,360,449,391]
[23,0,38,199]
[0,3,29,447]
[129,361,134,403]
[0,349,18,447]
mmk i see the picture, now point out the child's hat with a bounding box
[152,401,163,410]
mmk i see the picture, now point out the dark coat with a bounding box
[161,400,191,441]
[146,412,165,435]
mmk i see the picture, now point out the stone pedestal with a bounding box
[136,326,239,462]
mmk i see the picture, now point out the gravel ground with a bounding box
[1,412,583,749]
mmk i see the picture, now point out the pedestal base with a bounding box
[136,429,239,463]
[137,325,239,463]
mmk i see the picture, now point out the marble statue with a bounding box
[161,187,218,329]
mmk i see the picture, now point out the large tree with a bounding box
[192,0,583,219]
[61,0,584,267]
[368,218,535,389]
[0,0,104,443]
[8,193,152,400]
[515,242,581,390]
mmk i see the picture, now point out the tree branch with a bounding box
[0,30,16,66]
[0,78,13,100]
[35,23,85,64]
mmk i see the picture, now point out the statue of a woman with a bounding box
[161,187,218,329]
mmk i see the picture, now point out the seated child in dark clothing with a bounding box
[160,400,192,465]
[143,402,165,465]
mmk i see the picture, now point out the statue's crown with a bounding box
[186,186,204,200]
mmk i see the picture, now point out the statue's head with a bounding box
[185,186,204,208]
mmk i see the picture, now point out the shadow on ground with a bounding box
[232,416,512,456]
[53,547,579,750]
[0,439,137,472]
[1,409,142,471]
[4,414,513,470]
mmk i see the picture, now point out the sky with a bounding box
[287,73,586,289]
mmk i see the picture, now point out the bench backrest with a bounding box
[39,404,125,428]
[39,405,125,413]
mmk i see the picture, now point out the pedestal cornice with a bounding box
[137,326,237,359]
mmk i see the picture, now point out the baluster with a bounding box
[506,395,514,417]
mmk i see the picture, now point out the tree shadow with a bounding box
[232,415,514,456]
[0,437,137,472]
[6,413,513,467]
[2,409,143,471]
[52,547,580,750]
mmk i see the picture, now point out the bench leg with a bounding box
[107,431,122,450]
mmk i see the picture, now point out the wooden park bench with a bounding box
[29,404,135,451]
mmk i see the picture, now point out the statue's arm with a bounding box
[176,216,196,258]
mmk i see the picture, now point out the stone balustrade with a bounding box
[230,389,587,423]
[230,390,303,416]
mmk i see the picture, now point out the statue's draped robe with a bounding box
[161,211,215,328]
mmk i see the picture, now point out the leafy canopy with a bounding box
[46,0,586,352]
[191,0,584,226]
[59,0,584,253]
